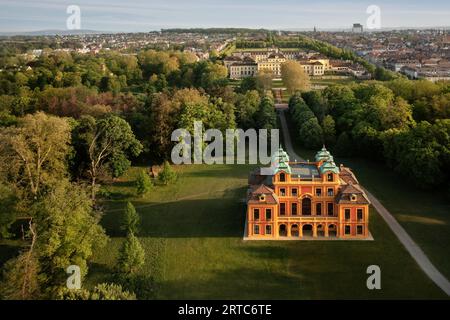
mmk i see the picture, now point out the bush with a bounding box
[115,274,156,300]
[117,233,145,275]
[158,161,177,185]
[120,202,140,235]
[136,169,153,196]
[56,283,136,300]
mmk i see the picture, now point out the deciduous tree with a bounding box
[0,112,71,198]
[73,115,143,199]
[281,60,310,94]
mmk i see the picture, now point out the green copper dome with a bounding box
[315,145,331,162]
[272,146,291,174]
[272,145,290,163]
[319,159,340,174]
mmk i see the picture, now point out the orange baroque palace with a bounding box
[246,146,371,240]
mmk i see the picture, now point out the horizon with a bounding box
[1,0,450,33]
[2,25,450,36]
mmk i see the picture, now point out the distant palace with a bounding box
[224,48,368,79]
[224,48,329,79]
[246,146,371,240]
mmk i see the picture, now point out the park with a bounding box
[81,109,449,299]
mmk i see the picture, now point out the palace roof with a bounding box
[339,166,359,184]
[319,159,340,174]
[335,183,371,205]
[247,184,278,205]
[224,56,242,61]
[248,168,273,186]
[268,52,285,59]
[290,163,320,179]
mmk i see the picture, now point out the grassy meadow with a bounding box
[83,162,447,299]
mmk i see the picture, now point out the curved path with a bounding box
[278,108,450,296]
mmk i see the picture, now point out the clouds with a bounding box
[0,0,449,32]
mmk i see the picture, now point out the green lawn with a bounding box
[272,80,285,88]
[334,158,450,280]
[310,77,360,89]
[85,163,447,299]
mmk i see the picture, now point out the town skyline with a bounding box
[1,0,450,33]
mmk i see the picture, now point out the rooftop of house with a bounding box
[247,184,279,205]
[335,183,371,205]
[268,52,286,59]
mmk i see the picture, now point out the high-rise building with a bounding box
[352,23,364,33]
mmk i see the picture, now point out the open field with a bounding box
[81,163,447,299]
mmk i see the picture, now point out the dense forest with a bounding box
[0,48,277,299]
[288,79,450,190]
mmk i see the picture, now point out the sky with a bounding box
[0,0,449,33]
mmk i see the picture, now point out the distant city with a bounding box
[2,25,449,82]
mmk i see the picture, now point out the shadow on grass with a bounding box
[110,180,137,188]
[237,245,292,261]
[101,187,247,238]
[180,164,255,179]
[155,267,308,300]
[87,262,117,286]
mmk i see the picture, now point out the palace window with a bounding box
[316,188,322,197]
[357,225,364,235]
[254,209,260,221]
[266,225,272,235]
[292,188,298,197]
[254,225,260,235]
[357,209,363,221]
[345,209,351,220]
[265,209,272,220]
[280,188,286,196]
[327,173,334,182]
[279,173,286,182]
[327,188,334,196]
[327,203,334,216]
[292,203,298,216]
[280,203,286,216]
[302,198,312,215]
[316,203,322,215]
[345,225,351,235]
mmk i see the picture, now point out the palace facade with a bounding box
[224,49,330,79]
[246,146,371,240]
